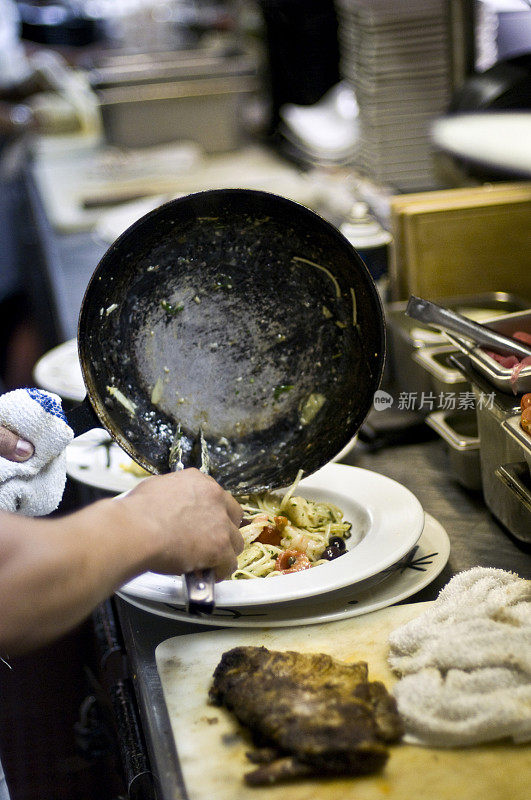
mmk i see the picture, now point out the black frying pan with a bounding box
[66,189,385,495]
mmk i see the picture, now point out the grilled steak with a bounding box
[209,646,403,785]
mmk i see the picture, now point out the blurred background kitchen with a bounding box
[1,0,531,391]
[0,1,530,799]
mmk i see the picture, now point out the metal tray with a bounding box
[412,344,470,395]
[426,409,481,491]
[447,309,531,395]
[89,49,257,88]
[385,292,529,397]
[503,415,531,478]
[450,353,530,543]
[97,75,257,150]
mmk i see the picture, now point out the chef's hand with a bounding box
[0,468,244,655]
[113,468,244,581]
[0,426,34,461]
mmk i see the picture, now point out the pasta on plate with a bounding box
[234,473,352,579]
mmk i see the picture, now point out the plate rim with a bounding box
[116,512,449,627]
[431,111,531,178]
[119,463,425,608]
[33,338,85,403]
[66,430,358,493]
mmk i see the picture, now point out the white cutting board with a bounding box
[155,602,530,800]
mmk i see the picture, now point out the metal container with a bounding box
[426,409,481,491]
[502,416,531,479]
[90,50,258,151]
[451,354,530,544]
[449,309,531,395]
[97,76,256,151]
[89,50,257,88]
[412,344,470,396]
[385,292,529,398]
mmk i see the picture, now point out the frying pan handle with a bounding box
[170,447,216,615]
[184,569,215,615]
[64,398,101,436]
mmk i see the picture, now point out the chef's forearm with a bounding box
[0,469,243,655]
[0,501,154,656]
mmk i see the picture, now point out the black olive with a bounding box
[320,545,343,561]
[328,536,346,552]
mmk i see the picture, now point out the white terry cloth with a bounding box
[0,388,74,516]
[388,567,531,747]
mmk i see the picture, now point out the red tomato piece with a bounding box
[256,525,283,547]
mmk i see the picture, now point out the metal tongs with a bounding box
[169,426,215,616]
[406,296,531,360]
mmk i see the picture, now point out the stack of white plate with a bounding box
[335,0,453,191]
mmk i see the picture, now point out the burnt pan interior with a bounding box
[78,189,385,493]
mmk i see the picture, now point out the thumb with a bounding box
[0,426,34,462]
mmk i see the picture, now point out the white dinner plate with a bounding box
[117,513,448,627]
[66,430,358,494]
[66,429,148,493]
[118,463,425,608]
[33,339,85,402]
[432,112,531,177]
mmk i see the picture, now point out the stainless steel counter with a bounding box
[24,167,531,800]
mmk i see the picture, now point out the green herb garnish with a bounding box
[161,300,184,316]
[273,384,294,401]
[213,273,233,291]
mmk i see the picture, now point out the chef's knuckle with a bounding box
[216,525,232,549]
[208,481,225,502]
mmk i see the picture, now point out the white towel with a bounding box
[388,567,531,747]
[0,388,74,516]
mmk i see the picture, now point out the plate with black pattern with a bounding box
[116,513,449,626]
[118,464,425,608]
[66,429,148,493]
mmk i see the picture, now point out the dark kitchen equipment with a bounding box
[67,188,385,493]
[18,1,105,47]
[406,296,531,360]
[258,0,341,132]
[449,55,531,115]
[66,189,385,608]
